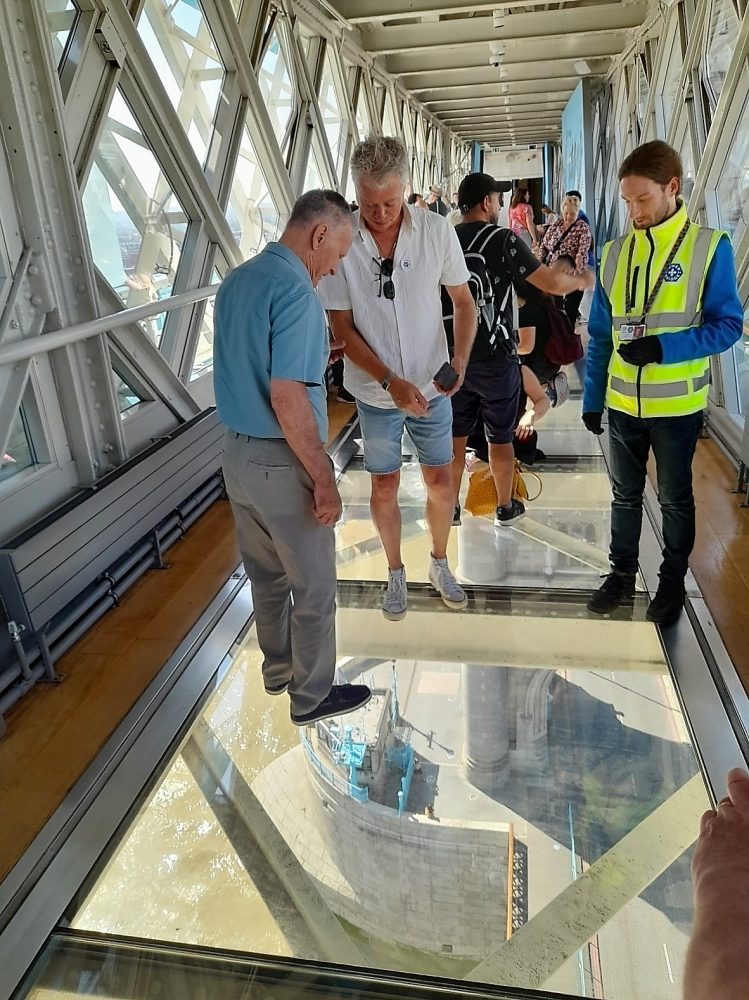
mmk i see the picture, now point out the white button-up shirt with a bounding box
[318,204,470,408]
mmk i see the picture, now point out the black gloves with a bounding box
[617,337,663,367]
[582,412,604,435]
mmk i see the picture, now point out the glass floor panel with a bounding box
[13,398,711,1000]
[336,400,643,592]
[56,581,705,996]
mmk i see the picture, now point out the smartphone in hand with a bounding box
[434,362,459,391]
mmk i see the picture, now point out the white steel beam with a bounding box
[465,775,707,990]
[0,0,127,482]
[385,32,628,76]
[360,4,648,54]
[334,0,624,21]
[418,78,580,102]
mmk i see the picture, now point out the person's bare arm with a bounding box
[528,264,594,297]
[327,309,428,416]
[443,281,477,395]
[517,323,536,355]
[516,366,550,440]
[270,379,340,526]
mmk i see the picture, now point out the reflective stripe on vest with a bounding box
[599,208,723,418]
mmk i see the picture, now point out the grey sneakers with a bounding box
[383,559,468,619]
[382,566,408,621]
[428,555,468,610]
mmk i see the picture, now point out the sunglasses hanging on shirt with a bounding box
[373,256,395,300]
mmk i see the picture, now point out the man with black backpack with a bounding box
[445,173,595,526]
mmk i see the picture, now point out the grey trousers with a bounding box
[222,430,337,715]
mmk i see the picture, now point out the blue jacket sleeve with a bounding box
[658,236,744,364]
[583,278,614,413]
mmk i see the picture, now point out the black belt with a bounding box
[232,432,285,442]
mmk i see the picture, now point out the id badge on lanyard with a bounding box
[619,322,647,341]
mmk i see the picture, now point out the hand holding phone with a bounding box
[433,362,459,393]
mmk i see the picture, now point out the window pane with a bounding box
[44,0,79,68]
[258,30,295,151]
[136,0,225,169]
[112,370,144,415]
[226,118,281,259]
[382,95,398,138]
[190,265,223,381]
[355,86,371,141]
[637,57,650,127]
[661,28,684,137]
[304,145,324,191]
[731,303,749,415]
[704,0,740,108]
[678,123,696,202]
[1,406,37,483]
[82,90,189,349]
[714,90,749,246]
[319,50,347,179]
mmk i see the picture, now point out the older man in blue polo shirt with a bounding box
[214,190,370,727]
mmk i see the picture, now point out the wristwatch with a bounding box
[380,371,394,391]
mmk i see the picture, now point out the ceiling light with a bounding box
[574,59,591,75]
[493,10,505,28]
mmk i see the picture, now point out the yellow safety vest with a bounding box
[600,202,723,418]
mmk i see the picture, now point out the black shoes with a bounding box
[646,582,686,626]
[264,680,289,696]
[453,504,462,526]
[587,572,636,614]
[291,683,372,726]
[337,386,355,403]
[494,499,526,526]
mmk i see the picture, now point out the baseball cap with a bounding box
[458,172,513,212]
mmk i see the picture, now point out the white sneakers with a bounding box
[382,566,408,621]
[428,555,468,610]
[382,558,468,620]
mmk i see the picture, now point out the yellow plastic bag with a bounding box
[464,462,541,517]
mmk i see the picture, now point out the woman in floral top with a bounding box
[538,197,592,273]
[538,197,592,326]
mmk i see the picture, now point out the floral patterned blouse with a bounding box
[539,218,592,274]
[508,203,533,238]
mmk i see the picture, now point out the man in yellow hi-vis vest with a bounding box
[583,141,743,626]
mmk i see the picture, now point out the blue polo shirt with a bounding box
[214,243,329,442]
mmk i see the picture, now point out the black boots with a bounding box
[587,572,636,614]
[646,580,686,626]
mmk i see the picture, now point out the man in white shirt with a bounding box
[320,136,476,622]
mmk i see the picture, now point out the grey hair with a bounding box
[350,135,410,185]
[560,196,580,215]
[287,189,353,229]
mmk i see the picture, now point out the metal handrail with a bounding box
[0,282,221,366]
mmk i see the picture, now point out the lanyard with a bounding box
[625,219,690,322]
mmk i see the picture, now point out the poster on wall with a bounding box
[561,80,593,216]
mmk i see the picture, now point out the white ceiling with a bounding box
[326,0,651,146]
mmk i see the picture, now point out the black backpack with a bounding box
[443,224,514,359]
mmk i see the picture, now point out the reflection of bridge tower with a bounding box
[461,664,510,792]
[462,666,556,792]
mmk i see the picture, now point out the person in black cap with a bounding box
[445,172,595,527]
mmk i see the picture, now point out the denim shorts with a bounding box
[356,394,454,475]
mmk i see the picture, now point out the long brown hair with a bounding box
[510,187,529,209]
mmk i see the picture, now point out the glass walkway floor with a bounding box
[4,394,747,1000]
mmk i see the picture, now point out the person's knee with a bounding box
[371,471,400,503]
[423,464,454,502]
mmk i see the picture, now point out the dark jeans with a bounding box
[608,408,703,584]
